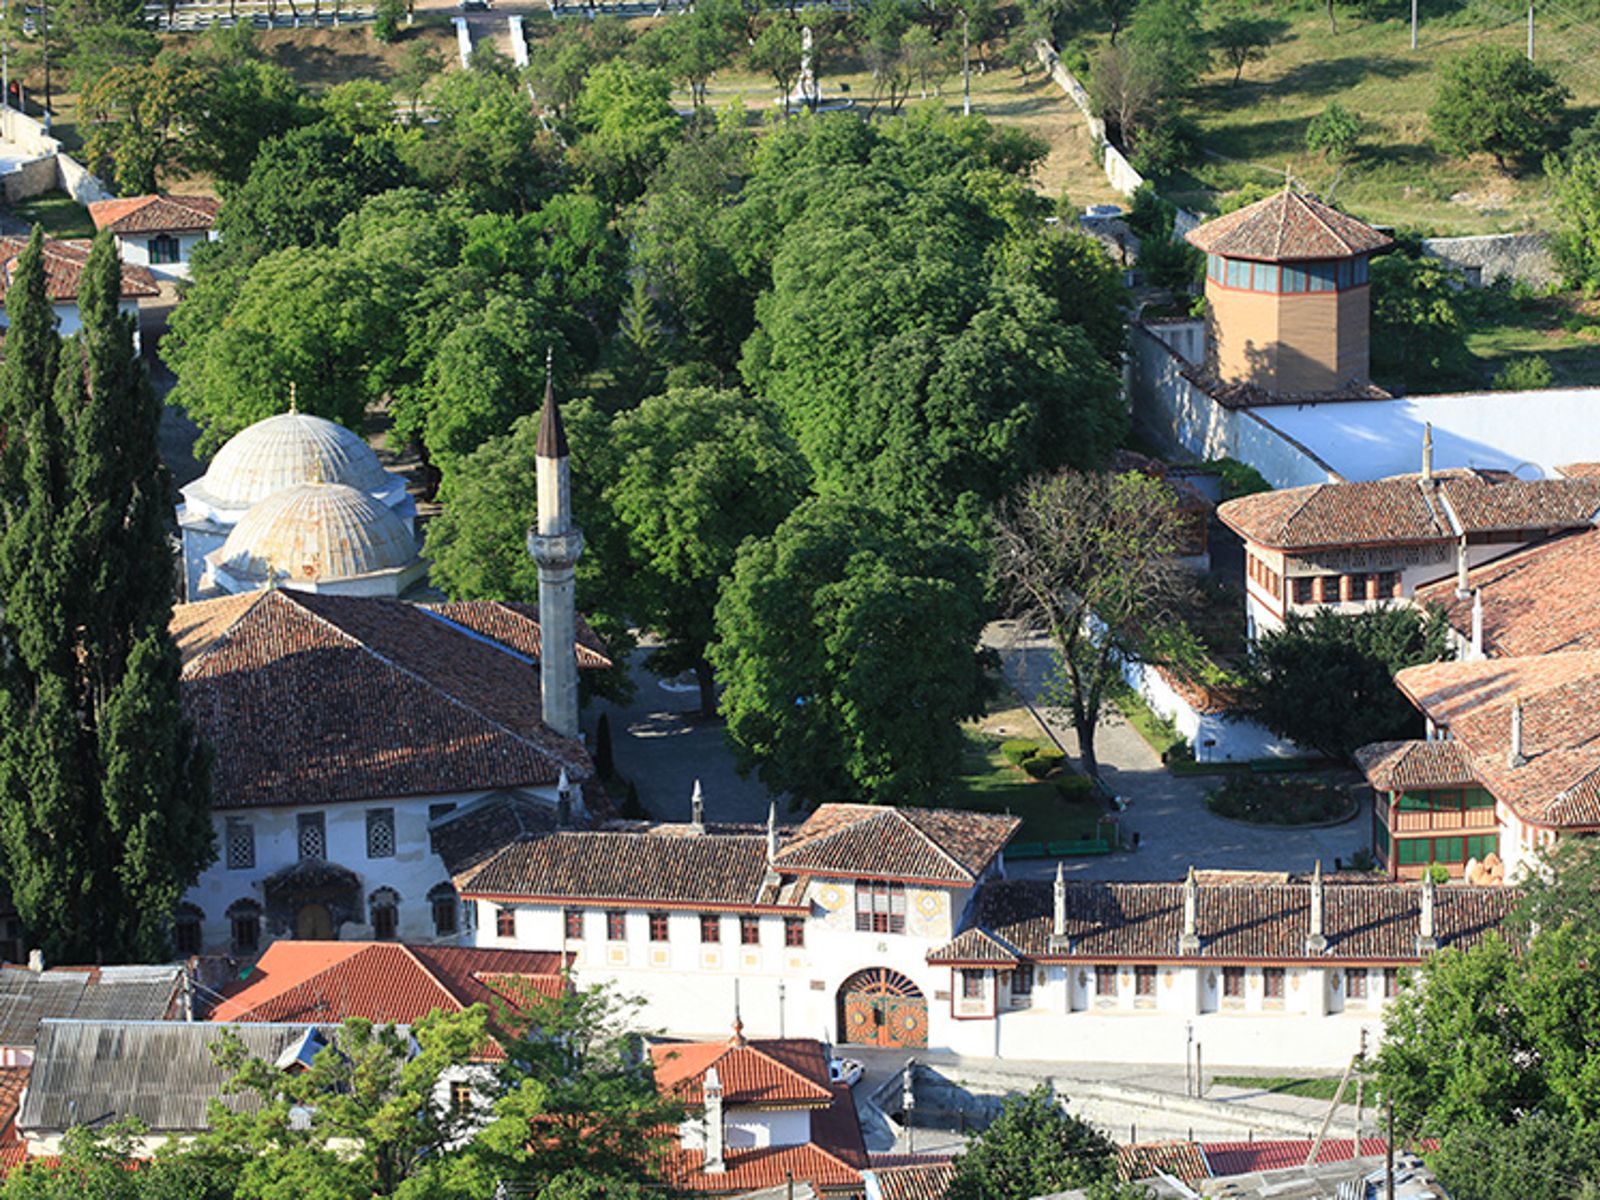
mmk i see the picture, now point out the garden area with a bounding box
[1205,773,1358,826]
[7,190,95,240]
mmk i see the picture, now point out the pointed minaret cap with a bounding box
[537,347,568,458]
[1179,865,1201,954]
[1305,859,1328,955]
[690,779,705,832]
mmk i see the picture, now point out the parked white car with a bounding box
[829,1057,863,1087]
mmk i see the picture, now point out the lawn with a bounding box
[951,728,1109,844]
[8,190,96,239]
[1210,1074,1347,1100]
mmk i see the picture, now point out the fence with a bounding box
[143,1,375,30]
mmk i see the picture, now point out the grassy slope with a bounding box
[10,190,96,239]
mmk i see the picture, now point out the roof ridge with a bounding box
[179,591,290,672]
[391,943,468,1010]
[740,1041,835,1101]
[892,810,976,882]
[1296,191,1351,254]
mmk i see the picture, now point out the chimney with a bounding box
[1470,590,1484,660]
[1179,866,1201,955]
[766,802,779,865]
[703,1066,726,1174]
[1305,860,1328,955]
[1422,422,1434,484]
[556,768,574,827]
[1416,873,1438,955]
[690,780,705,833]
[1455,535,1470,598]
[1048,863,1070,951]
[26,949,42,974]
[526,351,585,741]
[1509,699,1527,769]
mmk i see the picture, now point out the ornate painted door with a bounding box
[839,968,928,1049]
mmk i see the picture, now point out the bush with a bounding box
[1140,234,1205,291]
[373,0,405,41]
[1492,355,1555,390]
[1306,101,1362,162]
[1023,749,1066,778]
[1001,739,1041,766]
[1162,738,1195,764]
[1055,773,1096,801]
[1205,775,1354,825]
[1425,862,1451,885]
[1207,457,1273,500]
[1347,847,1379,873]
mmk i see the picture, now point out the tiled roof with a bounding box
[651,1036,835,1107]
[1557,462,1600,479]
[1396,652,1600,828]
[868,1157,956,1200]
[661,1081,866,1194]
[209,941,567,1031]
[459,824,783,908]
[925,926,1021,965]
[1217,470,1600,551]
[88,193,219,234]
[1118,1141,1211,1185]
[176,590,592,808]
[932,876,1515,964]
[1201,1138,1433,1177]
[0,966,182,1047]
[433,792,560,880]
[1417,529,1600,658]
[1353,740,1477,792]
[775,805,1019,884]
[0,235,159,302]
[1185,190,1392,261]
[423,601,612,669]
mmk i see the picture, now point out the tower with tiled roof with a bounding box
[527,355,584,740]
[1186,188,1392,396]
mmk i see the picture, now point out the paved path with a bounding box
[983,622,1369,882]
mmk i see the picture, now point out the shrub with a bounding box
[1429,45,1568,170]
[1426,862,1451,885]
[1492,355,1555,391]
[1055,773,1096,801]
[1347,847,1379,873]
[1306,101,1362,162]
[1024,749,1066,778]
[1162,738,1195,764]
[1001,739,1041,766]
[1207,457,1272,499]
[374,0,405,42]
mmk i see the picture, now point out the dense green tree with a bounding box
[571,59,679,205]
[641,10,735,108]
[1549,147,1600,294]
[62,17,158,93]
[80,59,201,194]
[373,0,405,41]
[947,1085,1122,1200]
[1428,1117,1600,1200]
[526,22,603,118]
[319,79,399,136]
[1430,46,1568,170]
[409,67,564,212]
[1235,606,1451,762]
[184,57,308,185]
[1370,251,1469,386]
[394,39,445,115]
[1306,99,1361,161]
[710,495,990,806]
[1125,0,1209,93]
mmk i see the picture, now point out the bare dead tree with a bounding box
[993,468,1193,781]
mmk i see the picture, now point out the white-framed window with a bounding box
[147,234,181,265]
[225,820,255,870]
[366,808,395,859]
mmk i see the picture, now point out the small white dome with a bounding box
[214,482,419,585]
[195,412,393,510]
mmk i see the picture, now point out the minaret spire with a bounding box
[527,349,584,740]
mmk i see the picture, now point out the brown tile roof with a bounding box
[1217,470,1600,551]
[433,792,560,880]
[0,235,159,303]
[775,805,1019,885]
[175,590,592,809]
[1353,740,1477,792]
[1396,652,1600,828]
[661,1081,867,1194]
[651,1036,835,1107]
[1185,190,1392,261]
[925,926,1022,966]
[88,193,219,235]
[931,876,1515,965]
[1119,1141,1211,1185]
[869,1158,957,1200]
[1416,529,1600,658]
[1557,463,1600,479]
[423,600,612,669]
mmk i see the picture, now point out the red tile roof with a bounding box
[88,193,219,235]
[651,1036,835,1107]
[1185,190,1392,261]
[0,235,159,303]
[1201,1138,1434,1177]
[1118,1141,1210,1185]
[868,1157,957,1200]
[1353,739,1477,792]
[175,590,593,808]
[423,601,612,669]
[775,805,1019,885]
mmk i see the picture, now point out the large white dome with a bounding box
[192,412,394,511]
[213,482,419,586]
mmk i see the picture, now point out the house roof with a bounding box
[0,966,182,1048]
[1395,652,1600,828]
[423,601,612,669]
[925,926,1022,966]
[1184,190,1392,261]
[867,1157,957,1200]
[660,1081,867,1194]
[175,590,593,809]
[208,941,567,1029]
[19,1020,356,1134]
[1216,470,1600,552]
[432,791,561,880]
[0,235,159,303]
[930,875,1514,965]
[88,193,219,235]
[1118,1141,1211,1185]
[1416,528,1600,658]
[651,1036,835,1108]
[774,805,1019,885]
[1353,739,1477,792]
[1199,1139,1432,1178]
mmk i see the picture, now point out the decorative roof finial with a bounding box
[730,978,745,1046]
[288,381,298,415]
[537,346,567,459]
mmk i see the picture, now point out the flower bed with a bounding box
[1204,774,1355,826]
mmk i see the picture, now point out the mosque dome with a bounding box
[213,482,419,587]
[191,412,394,511]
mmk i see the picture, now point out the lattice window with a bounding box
[226,820,255,870]
[227,900,261,953]
[366,808,395,859]
[297,813,326,861]
[854,880,906,933]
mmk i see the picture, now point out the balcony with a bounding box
[1389,808,1498,833]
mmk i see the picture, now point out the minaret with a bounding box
[527,351,584,741]
[1416,872,1438,955]
[1179,866,1200,955]
[1049,863,1070,951]
[1305,860,1327,955]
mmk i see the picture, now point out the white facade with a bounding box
[112,228,216,281]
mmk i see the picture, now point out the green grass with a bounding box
[9,190,95,239]
[1108,684,1188,760]
[1211,1074,1347,1100]
[950,728,1105,844]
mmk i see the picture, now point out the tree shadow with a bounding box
[271,42,394,85]
[1196,51,1425,107]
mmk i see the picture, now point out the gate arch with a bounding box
[838,968,928,1049]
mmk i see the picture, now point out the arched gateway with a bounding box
[838,968,928,1049]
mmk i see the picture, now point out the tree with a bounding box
[607,388,809,717]
[947,1085,1123,1200]
[0,232,212,963]
[80,59,200,194]
[526,23,600,118]
[412,68,564,213]
[1212,15,1281,85]
[373,0,405,41]
[1235,606,1450,762]
[647,10,734,109]
[1369,251,1469,386]
[1549,147,1600,294]
[1125,0,1209,93]
[395,39,444,115]
[571,59,679,205]
[1305,99,1361,161]
[62,17,158,93]
[710,496,990,806]
[1430,46,1568,171]
[184,57,309,187]
[993,469,1193,780]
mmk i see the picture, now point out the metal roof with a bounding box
[0,967,181,1047]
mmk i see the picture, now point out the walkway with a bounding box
[984,622,1369,882]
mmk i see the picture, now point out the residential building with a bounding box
[0,233,157,344]
[1354,741,1500,882]
[87,193,220,281]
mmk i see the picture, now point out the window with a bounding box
[564,908,584,940]
[649,912,670,942]
[1348,573,1370,601]
[1283,265,1307,293]
[370,888,399,940]
[496,907,516,939]
[225,820,255,870]
[1134,965,1156,996]
[740,917,761,946]
[429,884,458,937]
[147,234,181,265]
[296,812,326,861]
[1318,576,1343,603]
[227,900,261,953]
[1011,964,1034,995]
[1252,261,1278,292]
[961,969,985,999]
[1226,258,1251,289]
[1095,965,1118,996]
[1292,577,1315,605]
[366,808,395,859]
[784,917,805,947]
[1263,967,1286,1000]
[700,914,721,944]
[1346,968,1368,999]
[1223,966,1244,998]
[854,880,906,934]
[606,911,626,941]
[1378,571,1400,598]
[1383,968,1399,998]
[174,904,203,956]
[1354,256,1370,285]
[449,1080,473,1115]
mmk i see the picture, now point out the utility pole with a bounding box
[1410,0,1417,49]
[1527,1,1534,60]
[962,11,971,116]
[1386,1101,1396,1200]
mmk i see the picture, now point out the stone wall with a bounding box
[1420,232,1558,289]
[56,152,113,206]
[0,107,114,207]
[2,155,57,205]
